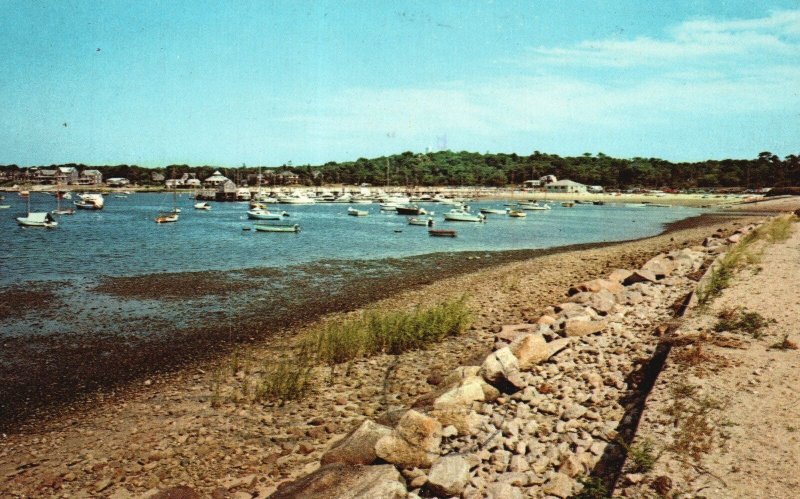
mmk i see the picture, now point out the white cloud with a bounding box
[271,9,800,160]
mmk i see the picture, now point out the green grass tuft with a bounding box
[303,295,472,365]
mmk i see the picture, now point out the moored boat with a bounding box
[479,207,507,215]
[194,202,211,210]
[518,202,551,210]
[408,217,434,226]
[253,223,301,233]
[155,212,179,223]
[429,229,456,237]
[561,202,575,208]
[347,207,368,217]
[247,209,285,220]
[443,209,485,222]
[395,204,427,215]
[17,212,58,228]
[74,193,105,210]
[508,210,527,217]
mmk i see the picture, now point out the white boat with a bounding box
[17,212,58,228]
[74,193,104,210]
[156,182,179,223]
[332,194,353,203]
[408,217,434,226]
[480,208,507,215]
[247,209,286,220]
[236,188,252,201]
[194,202,211,210]
[253,223,301,233]
[277,194,316,204]
[443,209,486,222]
[0,205,10,209]
[518,202,551,211]
[508,210,527,218]
[347,207,368,217]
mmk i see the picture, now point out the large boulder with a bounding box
[623,269,658,285]
[570,289,617,314]
[641,255,675,278]
[564,319,607,337]
[568,278,624,296]
[479,347,525,391]
[433,376,496,409]
[426,455,470,496]
[375,410,442,468]
[429,407,484,436]
[542,472,574,498]
[269,463,406,499]
[495,323,536,344]
[320,420,392,466]
[607,268,633,283]
[509,333,549,369]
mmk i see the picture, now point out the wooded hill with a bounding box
[2,150,798,189]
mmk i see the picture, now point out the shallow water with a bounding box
[1,193,701,284]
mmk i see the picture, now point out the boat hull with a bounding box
[253,224,300,232]
[429,229,456,237]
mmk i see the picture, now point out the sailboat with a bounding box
[156,178,179,223]
[52,186,75,215]
[17,191,58,227]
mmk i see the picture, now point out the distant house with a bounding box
[185,178,201,188]
[545,179,587,194]
[79,169,103,185]
[106,177,130,187]
[56,167,79,184]
[165,179,183,188]
[32,168,57,184]
[268,169,299,185]
[203,170,230,187]
[587,185,604,193]
[151,172,165,183]
[523,180,542,188]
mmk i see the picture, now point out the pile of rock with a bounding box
[269,245,720,498]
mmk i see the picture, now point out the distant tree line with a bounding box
[2,150,799,189]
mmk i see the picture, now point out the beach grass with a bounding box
[698,215,796,306]
[255,358,315,405]
[302,295,472,366]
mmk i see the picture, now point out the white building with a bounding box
[545,179,587,194]
[106,177,130,187]
[203,170,230,187]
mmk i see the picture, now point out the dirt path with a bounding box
[619,217,800,498]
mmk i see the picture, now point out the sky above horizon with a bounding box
[1,1,799,167]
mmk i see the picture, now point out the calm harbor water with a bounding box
[2,192,702,286]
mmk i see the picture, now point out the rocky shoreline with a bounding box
[0,210,778,498]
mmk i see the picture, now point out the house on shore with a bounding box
[79,169,103,185]
[545,179,588,194]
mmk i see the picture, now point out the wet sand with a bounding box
[0,211,761,433]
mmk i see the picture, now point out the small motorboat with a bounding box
[52,208,75,215]
[247,209,285,220]
[408,217,434,226]
[443,209,485,222]
[348,207,368,217]
[395,204,427,215]
[429,229,457,237]
[508,210,527,218]
[17,212,58,228]
[518,202,551,211]
[254,223,301,233]
[194,202,212,210]
[593,201,605,206]
[74,193,105,210]
[0,205,10,209]
[561,202,575,208]
[155,212,179,223]
[480,208,507,215]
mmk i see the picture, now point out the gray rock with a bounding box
[480,347,525,391]
[321,420,392,466]
[270,463,406,499]
[426,455,470,496]
[623,269,658,285]
[375,410,442,468]
[486,482,523,499]
[542,472,574,498]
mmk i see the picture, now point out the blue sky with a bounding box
[1,1,799,167]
